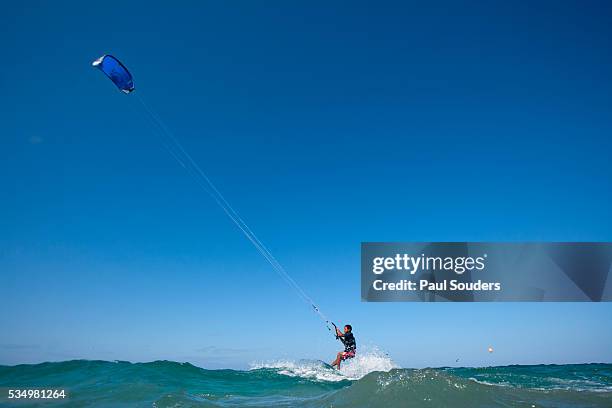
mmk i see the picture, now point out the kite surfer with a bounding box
[330,324,356,369]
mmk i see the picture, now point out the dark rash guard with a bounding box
[340,332,356,352]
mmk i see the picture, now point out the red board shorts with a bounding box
[341,350,356,360]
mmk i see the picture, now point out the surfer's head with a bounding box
[344,324,352,333]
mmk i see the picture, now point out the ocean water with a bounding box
[0,353,610,407]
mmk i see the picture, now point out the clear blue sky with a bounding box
[1,1,611,369]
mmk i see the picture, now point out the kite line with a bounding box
[132,92,334,332]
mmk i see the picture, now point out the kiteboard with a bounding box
[317,360,334,370]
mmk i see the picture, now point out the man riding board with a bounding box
[330,324,356,369]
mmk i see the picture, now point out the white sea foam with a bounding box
[250,346,397,382]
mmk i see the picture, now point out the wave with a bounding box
[250,347,397,381]
[316,367,612,408]
[0,360,610,407]
[447,363,612,392]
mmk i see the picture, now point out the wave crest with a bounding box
[250,347,397,381]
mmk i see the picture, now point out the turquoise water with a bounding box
[0,360,610,407]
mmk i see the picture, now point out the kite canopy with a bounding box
[92,55,134,93]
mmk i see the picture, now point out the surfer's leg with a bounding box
[333,352,343,369]
[331,352,342,368]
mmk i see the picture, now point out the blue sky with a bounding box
[1,1,611,368]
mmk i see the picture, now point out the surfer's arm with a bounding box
[335,327,343,337]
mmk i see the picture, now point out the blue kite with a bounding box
[92,55,134,93]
